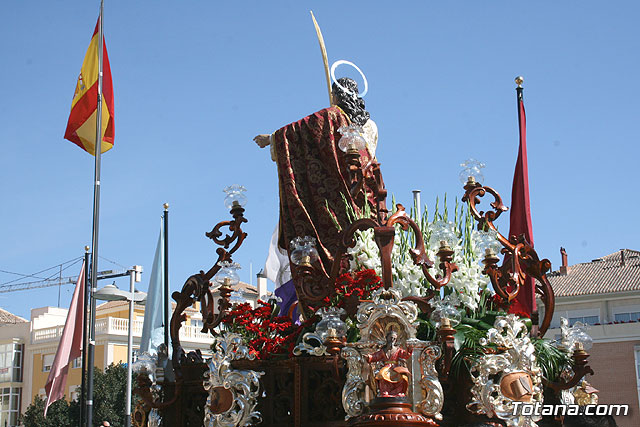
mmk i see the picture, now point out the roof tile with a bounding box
[547,249,640,297]
[0,308,27,324]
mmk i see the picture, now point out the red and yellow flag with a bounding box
[64,19,114,155]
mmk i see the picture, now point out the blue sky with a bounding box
[1,1,638,318]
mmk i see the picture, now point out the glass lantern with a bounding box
[289,236,319,266]
[223,185,247,210]
[229,289,246,304]
[472,229,502,259]
[567,322,593,351]
[430,295,462,328]
[132,352,156,375]
[459,158,485,185]
[337,124,367,153]
[430,303,461,328]
[429,220,458,250]
[315,307,347,341]
[213,261,241,288]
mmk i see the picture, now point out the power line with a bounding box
[0,257,83,287]
[0,267,130,294]
[0,269,48,281]
[0,275,77,293]
[98,255,127,269]
[0,256,129,294]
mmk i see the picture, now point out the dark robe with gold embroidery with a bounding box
[273,106,373,275]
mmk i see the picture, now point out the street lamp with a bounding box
[94,266,145,427]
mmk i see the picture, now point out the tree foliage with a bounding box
[22,363,130,427]
[22,396,71,427]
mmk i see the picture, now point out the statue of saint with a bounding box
[366,330,412,398]
[254,77,378,281]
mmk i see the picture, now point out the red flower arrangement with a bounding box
[218,269,383,359]
[221,300,314,360]
[488,290,530,319]
[323,269,383,312]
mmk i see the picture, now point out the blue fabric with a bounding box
[140,229,165,354]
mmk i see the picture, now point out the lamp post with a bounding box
[94,266,145,427]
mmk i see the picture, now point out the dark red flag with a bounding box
[508,87,536,316]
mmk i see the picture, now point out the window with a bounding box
[0,344,23,382]
[72,357,82,369]
[0,387,21,426]
[42,354,54,372]
[614,312,640,322]
[569,315,599,326]
[553,308,600,328]
[69,385,80,401]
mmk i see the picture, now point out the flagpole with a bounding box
[163,203,169,348]
[517,75,537,322]
[80,246,90,427]
[515,75,524,113]
[86,1,104,426]
[511,75,537,318]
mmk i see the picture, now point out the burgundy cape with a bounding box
[273,106,373,274]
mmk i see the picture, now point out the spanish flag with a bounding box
[64,18,114,155]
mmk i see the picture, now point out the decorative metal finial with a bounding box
[163,203,169,210]
[515,76,524,88]
[85,245,90,253]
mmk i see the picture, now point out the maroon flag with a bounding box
[44,260,85,416]
[508,84,536,316]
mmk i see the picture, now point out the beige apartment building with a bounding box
[0,279,261,427]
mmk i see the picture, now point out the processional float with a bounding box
[132,122,596,427]
[132,15,597,427]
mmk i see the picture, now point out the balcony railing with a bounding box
[32,317,212,345]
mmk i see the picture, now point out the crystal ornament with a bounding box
[430,303,461,328]
[132,352,156,374]
[315,307,347,340]
[230,288,246,304]
[338,124,366,153]
[472,229,502,258]
[567,322,593,351]
[213,261,241,287]
[289,236,319,266]
[459,158,486,185]
[223,184,247,209]
[429,221,458,249]
[429,294,462,327]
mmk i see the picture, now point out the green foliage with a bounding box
[415,312,437,342]
[22,396,71,427]
[91,363,129,426]
[22,363,131,427]
[450,324,489,380]
[532,338,571,383]
[398,194,477,273]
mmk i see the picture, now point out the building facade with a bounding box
[0,309,28,427]
[544,249,640,427]
[0,279,260,426]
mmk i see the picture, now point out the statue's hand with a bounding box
[253,134,271,148]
